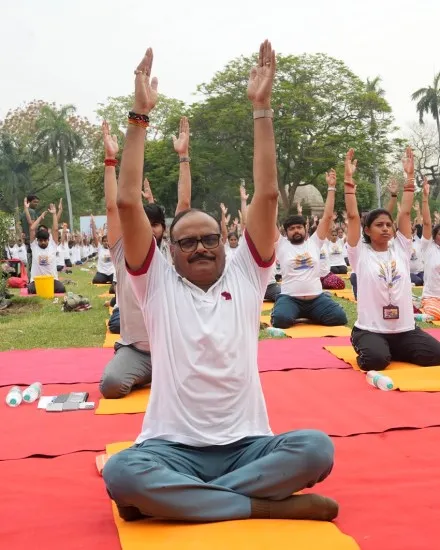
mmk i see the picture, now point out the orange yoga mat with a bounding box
[260,315,351,338]
[103,320,119,348]
[325,346,440,391]
[105,441,359,550]
[96,388,150,415]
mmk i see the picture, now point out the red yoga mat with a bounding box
[0,383,142,460]
[261,369,440,436]
[258,338,351,372]
[0,451,119,550]
[0,347,113,386]
[319,428,440,550]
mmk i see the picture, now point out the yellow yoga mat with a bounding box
[261,301,274,312]
[103,320,120,348]
[325,346,440,391]
[105,441,359,550]
[328,289,357,303]
[96,388,150,415]
[99,292,113,298]
[340,273,351,280]
[92,283,111,287]
[260,315,351,338]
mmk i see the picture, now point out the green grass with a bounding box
[0,267,110,351]
[1,270,433,350]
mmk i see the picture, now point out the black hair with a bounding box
[169,208,221,241]
[309,226,316,236]
[228,231,239,240]
[144,204,166,230]
[362,208,393,244]
[433,224,440,241]
[27,194,39,202]
[38,224,48,231]
[36,229,49,240]
[415,223,423,240]
[283,215,306,232]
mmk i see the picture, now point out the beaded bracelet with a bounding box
[128,111,150,129]
[104,158,118,167]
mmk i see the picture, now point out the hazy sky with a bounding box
[1,0,439,133]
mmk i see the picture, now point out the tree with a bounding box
[412,72,440,151]
[407,122,440,199]
[0,132,32,213]
[190,52,399,215]
[35,105,83,229]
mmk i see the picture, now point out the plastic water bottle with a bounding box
[414,313,434,322]
[265,327,286,337]
[22,382,42,403]
[366,371,394,391]
[6,386,23,407]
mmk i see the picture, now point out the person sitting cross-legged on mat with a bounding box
[271,172,347,329]
[100,113,192,398]
[410,209,424,286]
[319,234,345,290]
[91,218,115,285]
[345,149,440,371]
[103,43,338,524]
[326,227,348,275]
[28,203,65,295]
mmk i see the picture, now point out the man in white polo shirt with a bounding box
[103,42,337,524]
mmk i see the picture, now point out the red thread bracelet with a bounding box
[104,158,118,167]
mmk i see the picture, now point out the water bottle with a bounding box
[22,382,42,403]
[265,327,286,337]
[414,313,434,322]
[6,386,23,407]
[366,371,394,391]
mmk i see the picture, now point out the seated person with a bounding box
[91,226,115,285]
[420,180,440,319]
[319,238,345,290]
[264,263,281,301]
[271,170,347,328]
[326,228,348,274]
[345,150,440,371]
[410,224,424,286]
[28,204,65,294]
[103,44,337,523]
[108,304,120,334]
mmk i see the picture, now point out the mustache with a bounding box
[189,253,216,263]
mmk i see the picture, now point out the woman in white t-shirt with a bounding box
[420,178,440,319]
[326,229,348,274]
[344,149,440,371]
[409,224,424,286]
[92,235,115,284]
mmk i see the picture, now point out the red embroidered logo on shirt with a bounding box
[221,291,232,300]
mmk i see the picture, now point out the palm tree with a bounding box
[35,105,83,230]
[0,132,32,213]
[412,72,440,151]
[365,77,387,208]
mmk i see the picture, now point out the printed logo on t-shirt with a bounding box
[320,251,326,260]
[329,244,342,256]
[293,252,314,270]
[38,255,49,266]
[410,249,417,261]
[103,255,111,263]
[379,260,401,288]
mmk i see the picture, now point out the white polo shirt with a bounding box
[276,232,324,297]
[348,232,414,333]
[128,232,273,447]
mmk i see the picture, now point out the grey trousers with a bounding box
[103,429,334,522]
[99,344,152,399]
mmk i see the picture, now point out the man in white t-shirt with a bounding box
[103,43,337,524]
[271,174,348,329]
[410,225,424,286]
[28,204,65,294]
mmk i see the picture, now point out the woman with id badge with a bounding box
[343,147,440,372]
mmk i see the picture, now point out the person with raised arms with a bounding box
[99,115,192,398]
[103,42,337,524]
[345,149,440,371]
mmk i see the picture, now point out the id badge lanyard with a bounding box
[381,250,399,320]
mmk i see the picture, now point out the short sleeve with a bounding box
[310,231,324,249]
[421,236,432,253]
[110,238,124,267]
[394,231,412,259]
[346,240,362,272]
[231,231,275,299]
[127,240,168,308]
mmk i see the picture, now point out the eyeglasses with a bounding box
[173,233,221,253]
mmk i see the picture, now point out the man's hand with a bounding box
[402,147,415,178]
[24,198,29,209]
[172,116,190,156]
[326,168,337,189]
[102,121,119,158]
[58,198,63,211]
[247,40,276,109]
[296,201,302,215]
[240,184,249,201]
[133,48,159,115]
[141,178,154,202]
[388,178,398,195]
[423,176,430,198]
[48,203,56,215]
[413,201,420,212]
[220,203,228,216]
[344,149,357,185]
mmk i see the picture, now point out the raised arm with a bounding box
[421,177,432,240]
[117,48,158,271]
[90,215,99,248]
[56,198,63,222]
[220,203,229,243]
[386,178,398,215]
[23,198,33,227]
[172,116,192,214]
[141,178,155,204]
[344,148,361,247]
[239,183,249,232]
[102,121,122,247]
[399,146,415,239]
[29,211,47,243]
[316,169,337,240]
[245,40,278,262]
[48,203,59,245]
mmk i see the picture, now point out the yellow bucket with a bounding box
[34,275,54,299]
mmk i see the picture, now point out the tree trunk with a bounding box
[61,158,74,231]
[436,112,440,152]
